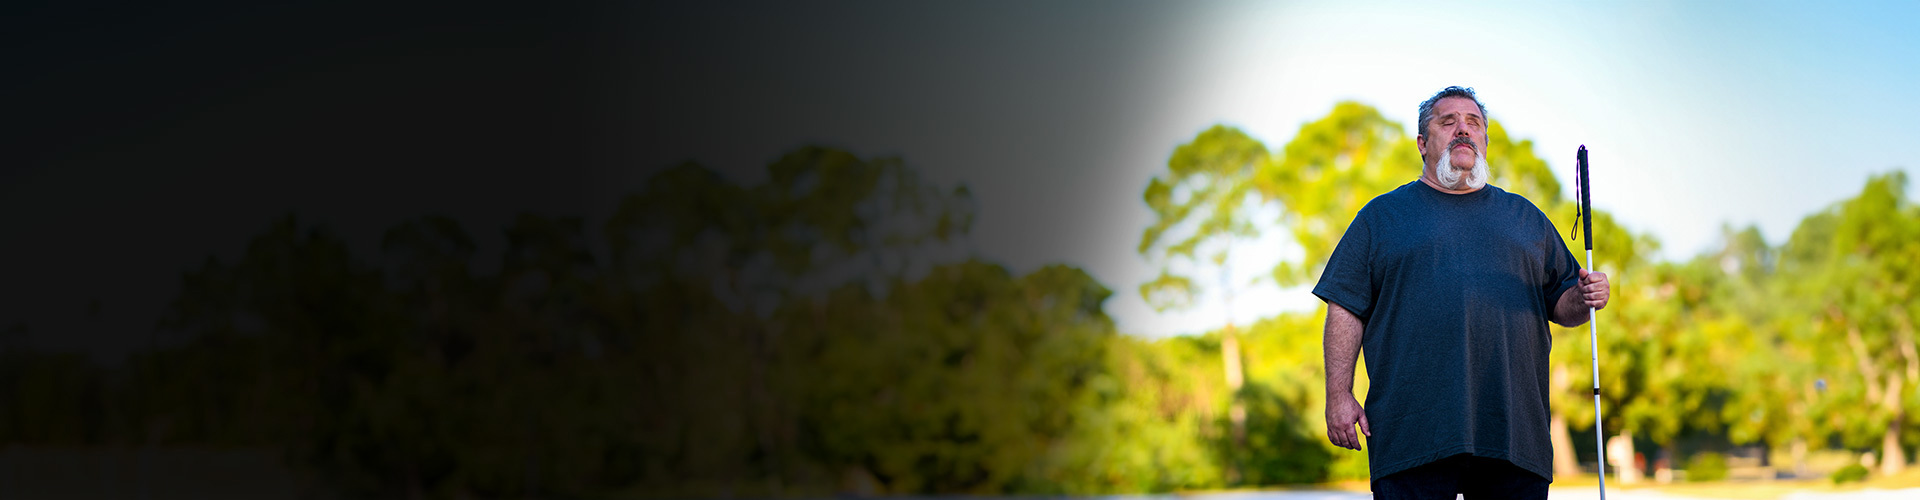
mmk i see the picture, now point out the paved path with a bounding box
[1543,487,1920,500]
[1098,487,1920,500]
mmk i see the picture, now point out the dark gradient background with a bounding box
[2,2,1225,497]
[6,1,624,362]
[5,0,1200,364]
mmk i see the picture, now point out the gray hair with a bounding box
[1416,86,1488,138]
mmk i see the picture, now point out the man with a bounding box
[1315,86,1611,499]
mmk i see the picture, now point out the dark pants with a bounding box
[1372,454,1549,500]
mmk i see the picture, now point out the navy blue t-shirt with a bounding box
[1312,180,1580,482]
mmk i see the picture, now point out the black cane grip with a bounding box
[1577,146,1591,251]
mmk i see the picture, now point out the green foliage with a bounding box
[1033,335,1227,493]
[1139,124,1267,310]
[10,102,1920,496]
[1777,171,1920,457]
[1032,319,1339,493]
[1228,307,1351,480]
[785,260,1114,495]
[1833,463,1870,484]
[1226,381,1333,484]
[1684,452,1729,482]
[1259,102,1419,287]
[0,146,1110,498]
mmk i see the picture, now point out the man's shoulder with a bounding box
[1359,180,1426,211]
[1345,181,1432,231]
[1483,184,1525,202]
[1482,185,1554,218]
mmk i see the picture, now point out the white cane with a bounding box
[1577,145,1607,500]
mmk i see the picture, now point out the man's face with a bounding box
[1419,96,1487,171]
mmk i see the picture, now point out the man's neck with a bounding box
[1419,169,1484,195]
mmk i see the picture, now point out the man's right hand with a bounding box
[1326,392,1371,451]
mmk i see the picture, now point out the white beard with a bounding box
[1435,146,1490,191]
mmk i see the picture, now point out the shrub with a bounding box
[1685,452,1729,482]
[1831,464,1869,484]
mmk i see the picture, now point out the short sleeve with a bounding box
[1542,224,1581,314]
[1313,214,1376,321]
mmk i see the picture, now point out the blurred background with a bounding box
[4,0,1920,498]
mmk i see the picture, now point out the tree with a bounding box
[604,147,979,495]
[782,260,1113,494]
[157,215,433,495]
[1138,124,1270,471]
[1257,102,1421,288]
[1140,104,1422,479]
[1038,334,1228,493]
[1704,225,1827,476]
[1779,171,1920,476]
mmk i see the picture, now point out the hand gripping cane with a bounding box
[1576,146,1607,499]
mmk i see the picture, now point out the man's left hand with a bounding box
[1577,268,1610,310]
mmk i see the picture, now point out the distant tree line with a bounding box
[2,103,1917,497]
[0,146,1327,498]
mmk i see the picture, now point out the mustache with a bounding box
[1450,137,1476,149]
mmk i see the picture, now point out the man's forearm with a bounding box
[1551,285,1591,328]
[1324,303,1364,396]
